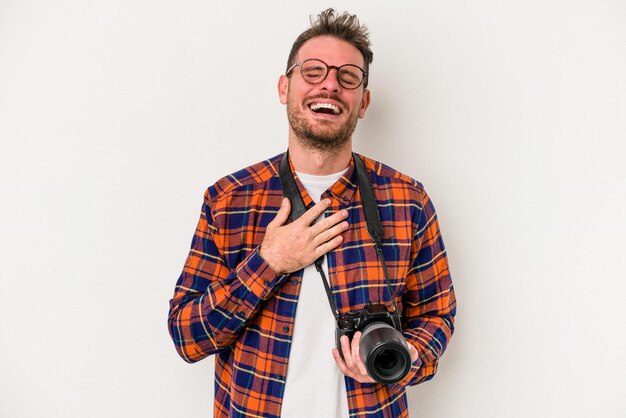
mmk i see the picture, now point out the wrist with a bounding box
[258,244,283,274]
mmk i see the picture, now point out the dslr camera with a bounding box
[336,303,412,384]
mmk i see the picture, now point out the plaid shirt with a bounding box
[168,153,456,417]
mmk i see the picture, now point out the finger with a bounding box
[407,342,419,364]
[313,220,349,246]
[313,235,343,258]
[340,335,356,371]
[267,198,291,229]
[332,348,356,379]
[310,209,349,236]
[333,348,374,383]
[299,198,332,225]
[352,332,370,378]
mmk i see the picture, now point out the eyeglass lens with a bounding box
[300,59,364,89]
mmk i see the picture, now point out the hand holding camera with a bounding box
[333,331,419,384]
[333,332,376,383]
[332,303,418,384]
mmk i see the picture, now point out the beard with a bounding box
[286,93,360,153]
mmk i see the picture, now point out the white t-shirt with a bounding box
[280,169,350,418]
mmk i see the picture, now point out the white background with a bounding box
[1,1,625,417]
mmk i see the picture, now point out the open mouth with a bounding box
[308,102,341,116]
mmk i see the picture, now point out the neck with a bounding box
[288,136,353,175]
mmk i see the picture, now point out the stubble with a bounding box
[286,93,360,153]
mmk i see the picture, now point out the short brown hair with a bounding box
[286,8,373,87]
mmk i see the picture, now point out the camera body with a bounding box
[336,303,411,384]
[336,303,402,343]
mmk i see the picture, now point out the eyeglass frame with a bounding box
[285,58,369,90]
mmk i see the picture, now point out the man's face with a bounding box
[278,36,371,152]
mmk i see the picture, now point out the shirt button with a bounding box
[283,326,289,332]
[263,280,270,286]
[291,279,298,285]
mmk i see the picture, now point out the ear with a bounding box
[278,75,289,105]
[358,88,371,119]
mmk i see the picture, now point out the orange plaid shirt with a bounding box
[168,153,456,417]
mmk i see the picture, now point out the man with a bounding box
[168,9,456,418]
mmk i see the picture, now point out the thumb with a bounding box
[268,198,291,229]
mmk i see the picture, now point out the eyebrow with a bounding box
[302,58,364,68]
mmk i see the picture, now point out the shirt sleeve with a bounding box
[396,187,457,387]
[167,188,286,363]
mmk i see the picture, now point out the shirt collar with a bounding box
[280,152,358,209]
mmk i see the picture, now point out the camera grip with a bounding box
[335,327,354,359]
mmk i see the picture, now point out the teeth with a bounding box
[310,102,340,115]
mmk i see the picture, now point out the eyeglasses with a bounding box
[286,58,368,90]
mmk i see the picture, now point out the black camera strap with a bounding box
[353,155,400,316]
[278,151,400,318]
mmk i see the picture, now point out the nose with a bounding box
[319,66,342,92]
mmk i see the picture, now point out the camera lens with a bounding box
[375,348,399,371]
[371,345,406,380]
[359,322,412,384]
